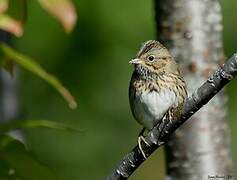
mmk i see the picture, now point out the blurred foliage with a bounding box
[0,119,80,134]
[0,135,59,180]
[221,0,237,176]
[37,0,77,33]
[0,43,77,108]
[0,0,26,36]
[0,0,77,36]
[0,119,80,180]
[0,0,79,179]
[0,14,23,37]
[0,0,235,179]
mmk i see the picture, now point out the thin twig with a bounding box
[106,53,237,180]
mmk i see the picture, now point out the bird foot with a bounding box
[138,135,150,159]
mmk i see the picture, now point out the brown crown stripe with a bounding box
[137,40,165,57]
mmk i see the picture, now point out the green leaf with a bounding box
[0,119,80,133]
[0,55,14,75]
[0,135,59,180]
[0,43,78,109]
[37,0,77,33]
[7,0,27,23]
[0,160,24,180]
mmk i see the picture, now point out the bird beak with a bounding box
[129,58,142,64]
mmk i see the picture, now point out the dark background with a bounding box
[13,0,237,179]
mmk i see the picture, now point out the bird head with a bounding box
[129,40,178,74]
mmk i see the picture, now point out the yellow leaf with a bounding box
[0,14,23,36]
[38,0,77,33]
[0,0,8,14]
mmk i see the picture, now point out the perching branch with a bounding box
[106,53,237,180]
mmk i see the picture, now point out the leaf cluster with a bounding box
[0,1,79,179]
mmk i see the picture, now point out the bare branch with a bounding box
[106,53,237,180]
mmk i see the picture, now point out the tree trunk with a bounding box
[155,0,233,179]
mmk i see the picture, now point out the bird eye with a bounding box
[147,55,155,61]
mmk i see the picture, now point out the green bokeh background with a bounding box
[13,0,237,179]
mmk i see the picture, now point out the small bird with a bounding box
[129,40,187,158]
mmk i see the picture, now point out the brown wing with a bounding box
[129,71,138,120]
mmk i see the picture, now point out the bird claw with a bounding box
[138,135,150,159]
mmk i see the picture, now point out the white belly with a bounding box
[133,90,178,130]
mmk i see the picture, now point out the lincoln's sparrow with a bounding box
[129,40,187,158]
